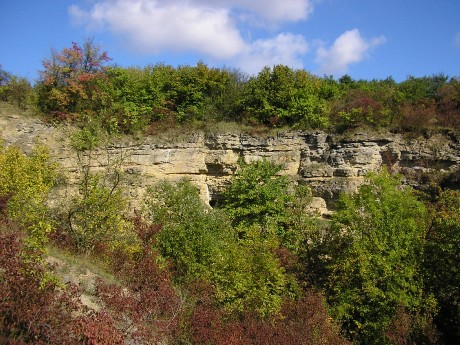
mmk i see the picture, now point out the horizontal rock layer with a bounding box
[1,115,459,214]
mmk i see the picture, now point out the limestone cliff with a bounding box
[1,114,459,214]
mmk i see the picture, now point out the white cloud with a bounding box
[196,0,314,22]
[315,29,386,75]
[69,0,314,70]
[69,0,246,59]
[239,33,309,74]
[70,2,386,76]
[455,32,460,48]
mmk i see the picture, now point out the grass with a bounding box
[46,244,120,287]
[0,100,37,118]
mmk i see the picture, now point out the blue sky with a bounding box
[1,0,459,82]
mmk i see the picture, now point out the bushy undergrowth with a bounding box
[189,289,351,345]
[0,144,57,255]
[0,223,127,345]
[145,179,288,317]
[1,139,460,344]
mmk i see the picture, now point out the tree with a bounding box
[437,78,460,129]
[37,39,111,119]
[241,65,329,128]
[327,170,436,344]
[221,159,292,240]
[0,66,33,110]
[146,179,227,280]
[102,65,165,133]
[0,144,57,253]
[0,65,12,100]
[58,146,137,255]
[424,190,460,343]
[145,179,287,317]
[0,64,11,86]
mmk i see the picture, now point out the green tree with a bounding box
[212,67,247,122]
[241,65,329,128]
[424,190,460,343]
[0,66,33,110]
[59,148,137,255]
[102,65,164,133]
[0,144,57,252]
[145,179,287,317]
[146,179,226,279]
[327,170,436,344]
[399,74,448,102]
[221,159,292,240]
[5,76,33,110]
[0,64,11,87]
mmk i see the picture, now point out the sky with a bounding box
[1,0,459,83]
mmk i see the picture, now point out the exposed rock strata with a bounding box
[1,115,459,214]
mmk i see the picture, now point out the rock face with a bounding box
[1,114,459,214]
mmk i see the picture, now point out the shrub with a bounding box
[189,289,350,345]
[74,311,124,345]
[241,65,330,128]
[145,179,288,317]
[221,159,292,240]
[0,225,79,344]
[0,144,57,252]
[98,242,181,343]
[327,170,437,344]
[55,145,139,256]
[424,190,460,343]
[60,164,137,255]
[0,71,33,110]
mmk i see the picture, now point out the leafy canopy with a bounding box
[145,179,288,317]
[424,190,460,343]
[327,169,435,344]
[0,144,57,252]
[221,158,292,240]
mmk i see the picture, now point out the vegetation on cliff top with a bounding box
[1,39,459,137]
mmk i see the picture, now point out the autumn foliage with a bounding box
[37,40,110,120]
[4,40,449,134]
[2,40,460,344]
[189,290,351,345]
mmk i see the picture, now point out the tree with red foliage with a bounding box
[332,89,387,130]
[437,79,460,129]
[37,39,111,120]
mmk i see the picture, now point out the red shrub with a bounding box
[398,99,437,131]
[189,290,350,345]
[74,312,124,345]
[436,84,460,129]
[0,225,79,344]
[96,215,181,344]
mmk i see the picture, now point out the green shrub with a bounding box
[145,179,287,317]
[221,159,293,242]
[70,126,102,151]
[327,170,436,344]
[0,144,57,252]
[59,149,138,255]
[424,190,460,343]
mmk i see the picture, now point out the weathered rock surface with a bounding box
[1,114,459,214]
